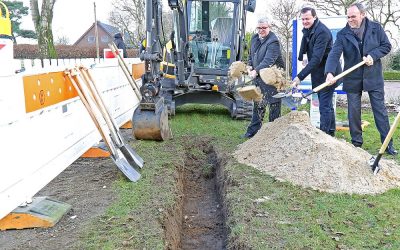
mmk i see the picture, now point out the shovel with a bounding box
[65,68,141,182]
[369,110,400,175]
[274,61,366,107]
[108,43,142,100]
[79,66,144,169]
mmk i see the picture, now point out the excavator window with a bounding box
[188,1,234,70]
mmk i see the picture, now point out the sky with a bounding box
[19,0,268,44]
[20,0,114,44]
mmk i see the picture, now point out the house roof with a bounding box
[73,21,132,46]
[98,22,120,37]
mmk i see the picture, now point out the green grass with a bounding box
[384,71,400,80]
[80,103,400,249]
[335,106,400,158]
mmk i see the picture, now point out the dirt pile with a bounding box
[234,111,400,194]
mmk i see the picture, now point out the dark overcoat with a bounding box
[248,31,285,103]
[114,33,128,58]
[248,31,285,72]
[297,19,341,90]
[325,18,391,93]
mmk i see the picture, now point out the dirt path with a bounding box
[0,158,118,250]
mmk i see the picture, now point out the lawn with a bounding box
[80,103,400,249]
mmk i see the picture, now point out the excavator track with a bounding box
[232,95,253,120]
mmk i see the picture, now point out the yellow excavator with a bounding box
[133,0,257,140]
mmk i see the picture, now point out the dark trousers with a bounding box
[347,89,392,147]
[246,82,281,136]
[246,101,281,136]
[317,89,336,136]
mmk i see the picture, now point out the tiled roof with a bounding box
[73,21,133,46]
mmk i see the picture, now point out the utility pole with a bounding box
[94,2,100,60]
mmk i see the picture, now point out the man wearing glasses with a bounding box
[242,17,285,139]
[325,3,397,155]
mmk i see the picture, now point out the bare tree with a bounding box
[269,0,298,79]
[55,35,70,45]
[309,0,400,29]
[109,0,145,47]
[306,0,353,15]
[307,0,400,47]
[363,0,400,47]
[30,0,57,58]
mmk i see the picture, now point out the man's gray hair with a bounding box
[349,2,366,14]
[257,17,271,26]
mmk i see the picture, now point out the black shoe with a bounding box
[240,133,253,139]
[386,146,398,156]
[353,143,362,148]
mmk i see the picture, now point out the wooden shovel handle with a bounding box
[108,43,142,99]
[311,61,367,94]
[79,67,122,145]
[65,70,116,155]
[379,111,400,154]
[111,42,132,77]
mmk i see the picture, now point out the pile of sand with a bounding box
[234,111,400,194]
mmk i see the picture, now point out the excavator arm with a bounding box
[132,0,257,141]
[132,0,171,141]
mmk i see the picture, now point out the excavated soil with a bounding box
[235,111,400,195]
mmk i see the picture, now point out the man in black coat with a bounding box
[114,32,128,58]
[292,7,341,136]
[325,3,397,155]
[242,17,285,138]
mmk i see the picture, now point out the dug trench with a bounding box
[163,138,229,249]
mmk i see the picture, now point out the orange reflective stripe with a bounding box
[23,71,78,113]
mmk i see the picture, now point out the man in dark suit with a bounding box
[292,7,341,136]
[325,3,397,155]
[242,17,285,138]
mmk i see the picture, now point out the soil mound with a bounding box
[234,111,400,194]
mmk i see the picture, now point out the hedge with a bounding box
[383,71,400,81]
[14,44,139,59]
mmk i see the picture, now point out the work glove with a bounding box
[291,77,301,88]
[363,55,374,66]
[325,73,336,86]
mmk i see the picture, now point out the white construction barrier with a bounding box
[0,58,143,220]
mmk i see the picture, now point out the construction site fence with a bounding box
[0,57,143,220]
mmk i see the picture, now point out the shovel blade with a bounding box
[272,92,290,99]
[369,156,381,175]
[281,96,301,109]
[120,144,144,169]
[112,152,141,182]
[300,98,308,105]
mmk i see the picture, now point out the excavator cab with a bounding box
[188,1,235,70]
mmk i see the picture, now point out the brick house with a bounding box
[73,21,133,48]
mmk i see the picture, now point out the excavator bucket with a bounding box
[132,103,171,141]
